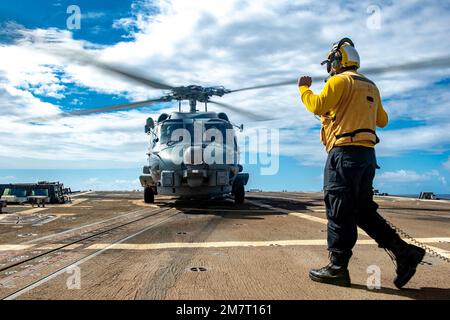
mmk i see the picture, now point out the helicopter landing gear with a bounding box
[144,187,155,204]
[233,181,245,204]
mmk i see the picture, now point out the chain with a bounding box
[383,218,450,264]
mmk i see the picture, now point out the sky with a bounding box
[0,0,449,194]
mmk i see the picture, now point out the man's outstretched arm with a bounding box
[298,76,346,116]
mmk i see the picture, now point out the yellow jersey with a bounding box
[299,70,388,152]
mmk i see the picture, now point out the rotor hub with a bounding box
[164,85,231,104]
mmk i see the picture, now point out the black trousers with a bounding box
[324,146,398,260]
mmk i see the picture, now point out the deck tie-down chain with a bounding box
[383,218,450,264]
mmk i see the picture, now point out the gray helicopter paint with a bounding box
[141,111,248,198]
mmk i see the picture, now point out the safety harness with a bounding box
[335,128,380,145]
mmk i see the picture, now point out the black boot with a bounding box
[309,252,351,287]
[387,238,425,289]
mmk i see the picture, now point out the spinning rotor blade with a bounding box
[34,43,175,91]
[24,98,167,123]
[65,98,168,115]
[228,77,323,93]
[361,55,450,76]
[228,55,450,94]
[208,100,276,122]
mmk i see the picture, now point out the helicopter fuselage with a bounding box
[140,111,249,201]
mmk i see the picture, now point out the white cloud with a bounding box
[376,169,447,185]
[0,0,449,169]
[377,124,450,156]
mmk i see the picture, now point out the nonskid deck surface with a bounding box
[0,191,449,300]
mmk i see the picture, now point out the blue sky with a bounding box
[0,0,449,195]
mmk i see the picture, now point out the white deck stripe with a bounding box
[3,212,178,300]
[248,199,450,253]
[84,237,450,257]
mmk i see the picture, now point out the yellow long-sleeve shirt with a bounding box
[299,73,388,150]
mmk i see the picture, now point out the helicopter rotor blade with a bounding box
[361,55,450,76]
[228,76,323,93]
[208,100,276,122]
[65,98,169,115]
[31,40,175,91]
[23,98,168,123]
[227,55,450,94]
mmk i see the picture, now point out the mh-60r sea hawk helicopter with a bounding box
[140,85,252,204]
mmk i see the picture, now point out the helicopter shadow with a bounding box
[154,196,306,220]
[246,196,324,212]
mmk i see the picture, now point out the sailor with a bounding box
[298,38,425,288]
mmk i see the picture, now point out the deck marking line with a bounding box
[84,237,450,255]
[3,211,178,300]
[23,207,153,244]
[0,245,34,251]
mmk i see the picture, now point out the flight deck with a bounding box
[0,191,449,300]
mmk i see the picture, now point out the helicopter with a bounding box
[15,36,450,205]
[139,85,252,204]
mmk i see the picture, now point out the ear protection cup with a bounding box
[331,51,342,70]
[322,38,356,75]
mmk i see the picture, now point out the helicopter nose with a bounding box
[183,146,203,165]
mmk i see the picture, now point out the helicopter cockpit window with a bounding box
[159,121,233,145]
[204,122,234,144]
[160,123,193,145]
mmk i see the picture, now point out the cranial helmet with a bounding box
[321,38,360,75]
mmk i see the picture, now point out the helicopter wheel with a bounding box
[233,182,245,204]
[144,187,155,204]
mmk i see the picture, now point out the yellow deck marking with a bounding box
[130,200,159,208]
[17,207,48,215]
[59,198,88,207]
[85,237,450,257]
[70,191,94,198]
[1,238,448,259]
[0,244,34,251]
